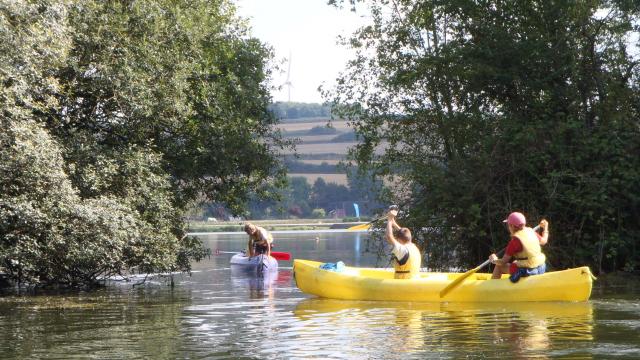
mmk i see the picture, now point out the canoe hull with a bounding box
[293,259,593,302]
[230,254,278,274]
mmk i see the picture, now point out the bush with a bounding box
[311,208,326,219]
[0,120,207,287]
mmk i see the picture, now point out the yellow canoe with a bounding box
[293,259,594,302]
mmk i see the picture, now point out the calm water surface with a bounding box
[1,231,639,359]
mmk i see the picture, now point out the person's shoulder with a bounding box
[394,242,410,252]
[258,226,270,237]
[510,236,522,244]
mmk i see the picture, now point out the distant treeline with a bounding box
[270,102,332,119]
[285,154,344,161]
[199,174,384,221]
[285,159,341,174]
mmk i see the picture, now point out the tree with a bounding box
[311,178,354,212]
[289,176,312,217]
[0,0,285,287]
[51,0,290,213]
[328,0,640,272]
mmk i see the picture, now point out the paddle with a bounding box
[270,251,291,260]
[215,250,291,261]
[439,225,542,298]
[438,258,495,298]
[347,219,381,231]
[347,205,400,231]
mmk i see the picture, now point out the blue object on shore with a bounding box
[319,261,345,272]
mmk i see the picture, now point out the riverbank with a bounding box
[186,218,372,233]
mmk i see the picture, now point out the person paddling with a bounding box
[489,212,549,282]
[244,222,273,258]
[385,206,422,279]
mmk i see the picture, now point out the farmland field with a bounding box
[277,119,351,132]
[282,142,357,155]
[278,118,358,186]
[298,159,342,165]
[287,134,338,143]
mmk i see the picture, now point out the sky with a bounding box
[235,0,367,104]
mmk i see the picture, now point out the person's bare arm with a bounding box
[538,219,549,246]
[385,214,400,247]
[247,238,254,257]
[489,252,511,266]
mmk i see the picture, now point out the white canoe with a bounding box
[230,253,278,274]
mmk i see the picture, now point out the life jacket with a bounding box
[512,227,546,269]
[394,242,422,279]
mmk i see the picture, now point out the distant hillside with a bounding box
[276,116,352,185]
[270,101,331,120]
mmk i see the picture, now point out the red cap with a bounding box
[503,212,526,227]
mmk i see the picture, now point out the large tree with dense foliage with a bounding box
[328,0,640,272]
[1,0,287,287]
[53,0,288,212]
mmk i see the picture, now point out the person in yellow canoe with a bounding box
[489,212,549,282]
[244,222,273,258]
[385,206,422,279]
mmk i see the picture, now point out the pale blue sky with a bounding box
[235,0,366,104]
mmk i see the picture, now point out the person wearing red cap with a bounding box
[488,212,549,282]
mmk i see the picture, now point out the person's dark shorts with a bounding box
[509,263,546,283]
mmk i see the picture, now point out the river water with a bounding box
[1,231,639,359]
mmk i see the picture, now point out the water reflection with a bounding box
[0,286,191,359]
[230,267,279,299]
[293,299,594,359]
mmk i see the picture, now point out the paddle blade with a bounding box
[271,251,291,261]
[439,259,491,298]
[347,223,372,231]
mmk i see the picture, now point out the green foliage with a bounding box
[1,120,131,285]
[311,178,354,210]
[328,0,640,272]
[311,208,327,219]
[0,0,283,287]
[51,0,290,213]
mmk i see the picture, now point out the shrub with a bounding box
[311,208,326,219]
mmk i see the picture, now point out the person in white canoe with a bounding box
[244,222,273,258]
